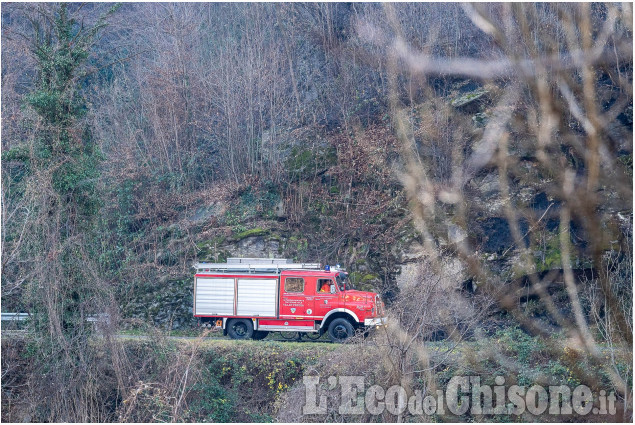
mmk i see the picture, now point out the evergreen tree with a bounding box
[3,4,119,420]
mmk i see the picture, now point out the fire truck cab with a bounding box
[193,258,386,342]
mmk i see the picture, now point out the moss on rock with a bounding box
[232,227,270,241]
[451,88,488,108]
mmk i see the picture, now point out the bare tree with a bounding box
[378,2,632,419]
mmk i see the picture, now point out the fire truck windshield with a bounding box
[336,273,355,291]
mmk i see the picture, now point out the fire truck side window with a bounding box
[285,277,304,293]
[317,279,332,293]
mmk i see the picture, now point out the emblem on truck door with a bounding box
[306,309,312,315]
[291,308,296,313]
[324,300,328,304]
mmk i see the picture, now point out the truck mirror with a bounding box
[330,285,336,294]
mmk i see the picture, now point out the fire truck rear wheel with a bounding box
[252,330,269,340]
[328,318,354,343]
[227,319,254,339]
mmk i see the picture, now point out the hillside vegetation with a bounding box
[1,3,633,422]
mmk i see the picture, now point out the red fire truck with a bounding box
[193,258,386,342]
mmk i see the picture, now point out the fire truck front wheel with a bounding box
[328,318,354,343]
[227,319,254,340]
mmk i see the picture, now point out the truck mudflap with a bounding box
[364,317,387,327]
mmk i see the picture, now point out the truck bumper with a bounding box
[364,317,387,327]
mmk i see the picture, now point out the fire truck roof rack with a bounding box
[194,258,322,273]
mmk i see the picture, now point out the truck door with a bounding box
[280,276,309,318]
[314,278,339,318]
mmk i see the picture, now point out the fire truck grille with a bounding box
[375,295,385,316]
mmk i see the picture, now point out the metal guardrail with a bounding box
[2,313,109,323]
[86,313,110,323]
[1,313,29,321]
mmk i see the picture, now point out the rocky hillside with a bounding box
[116,76,631,331]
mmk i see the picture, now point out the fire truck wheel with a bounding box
[328,318,354,343]
[227,319,254,339]
[252,331,269,340]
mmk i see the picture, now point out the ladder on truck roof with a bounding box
[194,258,322,273]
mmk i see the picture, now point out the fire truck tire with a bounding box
[328,318,354,343]
[227,319,254,339]
[252,330,269,340]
